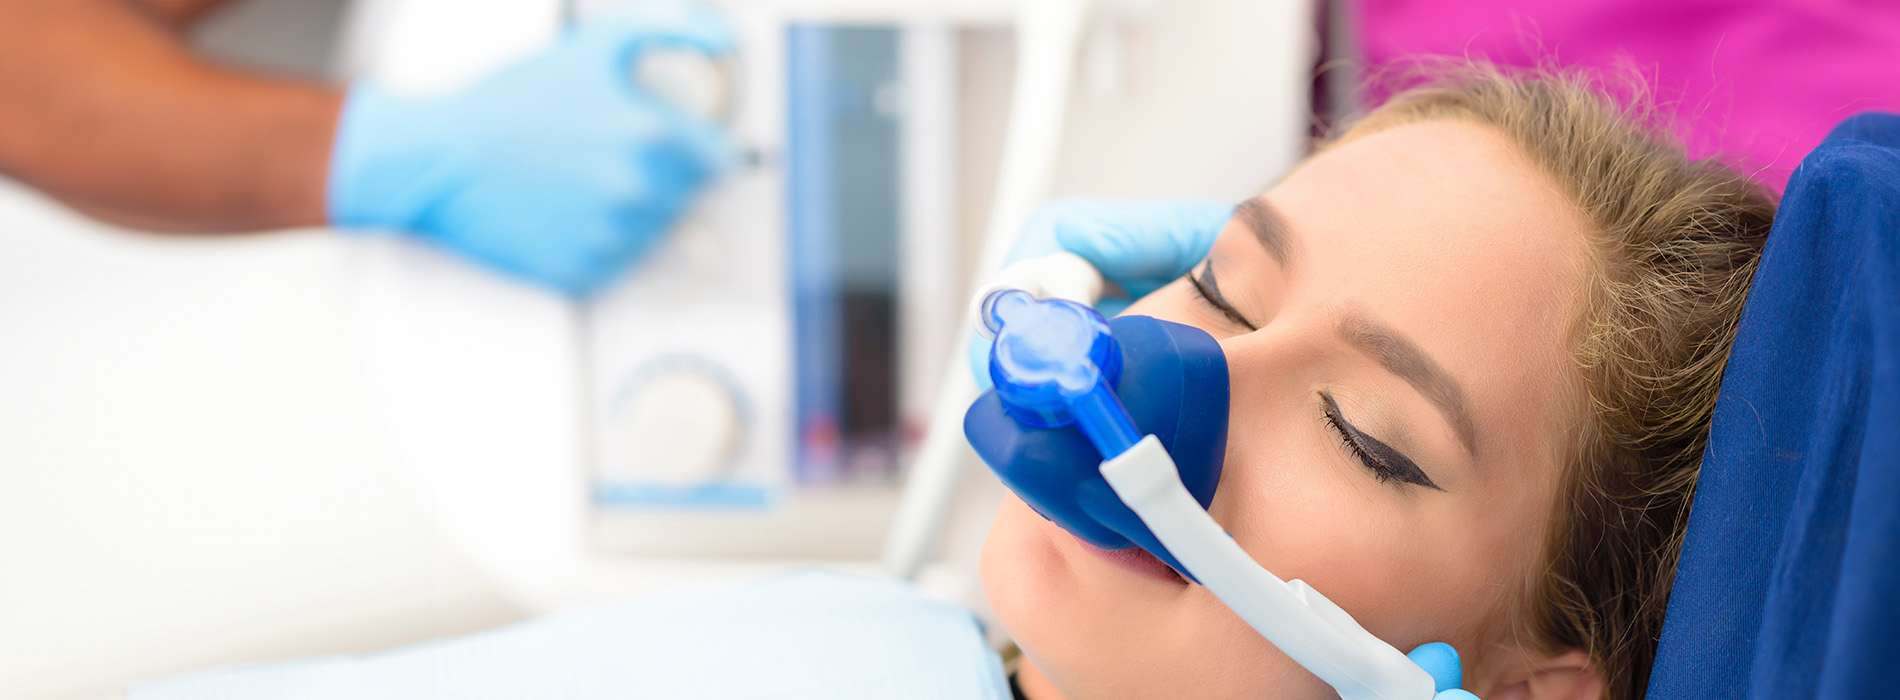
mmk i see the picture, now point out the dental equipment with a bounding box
[965,274,1462,700]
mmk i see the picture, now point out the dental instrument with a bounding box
[966,278,1470,699]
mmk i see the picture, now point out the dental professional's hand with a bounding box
[968,198,1232,387]
[327,2,737,295]
[1409,642,1482,699]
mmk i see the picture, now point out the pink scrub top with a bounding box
[1354,0,1900,191]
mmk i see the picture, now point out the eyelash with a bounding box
[1322,401,1400,484]
[1186,268,1257,330]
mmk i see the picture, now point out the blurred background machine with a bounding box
[581,8,960,560]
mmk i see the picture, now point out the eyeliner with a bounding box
[1322,393,1443,491]
[1190,262,1258,330]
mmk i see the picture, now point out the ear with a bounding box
[1475,649,1606,700]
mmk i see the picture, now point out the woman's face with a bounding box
[981,120,1597,699]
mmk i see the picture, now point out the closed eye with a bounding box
[1187,262,1258,331]
[1321,393,1442,491]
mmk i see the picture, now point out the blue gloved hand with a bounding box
[328,1,736,295]
[968,197,1233,388]
[1409,642,1481,699]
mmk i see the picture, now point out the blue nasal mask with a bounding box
[965,289,1228,577]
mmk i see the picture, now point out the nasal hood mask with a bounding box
[966,290,1228,576]
[963,266,1466,700]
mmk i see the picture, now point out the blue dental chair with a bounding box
[1647,112,1900,699]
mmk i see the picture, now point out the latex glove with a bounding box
[1409,642,1482,699]
[327,1,736,296]
[968,197,1232,387]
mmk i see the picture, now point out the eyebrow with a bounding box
[1234,197,1293,264]
[1336,310,1478,455]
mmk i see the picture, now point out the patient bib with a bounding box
[131,570,1011,700]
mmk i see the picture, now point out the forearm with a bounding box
[0,1,340,233]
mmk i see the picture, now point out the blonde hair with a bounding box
[1334,63,1776,699]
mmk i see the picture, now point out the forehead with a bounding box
[1264,119,1592,452]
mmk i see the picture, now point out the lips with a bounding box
[1074,532,1188,586]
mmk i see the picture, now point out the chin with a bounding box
[979,497,1175,698]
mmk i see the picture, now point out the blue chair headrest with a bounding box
[1648,113,1900,699]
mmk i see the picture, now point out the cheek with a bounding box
[1211,357,1521,651]
[1211,439,1442,642]
[1215,394,1424,603]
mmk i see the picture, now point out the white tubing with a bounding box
[1100,437,1437,700]
[972,0,1093,278]
[880,0,1094,580]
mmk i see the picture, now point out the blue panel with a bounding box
[787,26,903,486]
[787,25,844,483]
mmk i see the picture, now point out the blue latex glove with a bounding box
[1410,642,1481,699]
[328,2,736,295]
[968,197,1233,387]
